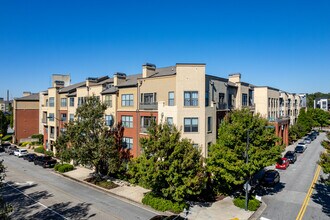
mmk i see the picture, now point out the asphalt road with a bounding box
[260,132,330,220]
[1,153,159,220]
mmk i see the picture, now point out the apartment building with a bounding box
[32,62,306,157]
[13,92,39,143]
[314,98,330,111]
[279,92,304,125]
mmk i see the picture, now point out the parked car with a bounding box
[24,153,37,162]
[5,145,18,155]
[295,145,306,153]
[34,156,52,166]
[149,215,185,220]
[276,158,290,170]
[14,149,28,157]
[308,133,317,141]
[261,170,280,187]
[303,137,311,144]
[42,159,57,168]
[284,151,297,164]
[312,130,319,136]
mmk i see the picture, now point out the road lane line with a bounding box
[295,165,321,220]
[5,182,69,220]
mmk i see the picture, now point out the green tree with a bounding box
[319,136,330,185]
[296,108,313,136]
[309,108,330,130]
[54,96,122,175]
[207,109,283,194]
[128,122,206,202]
[0,160,12,219]
[0,111,9,138]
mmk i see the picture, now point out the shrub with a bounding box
[1,135,12,141]
[34,146,45,154]
[31,134,43,144]
[233,196,261,211]
[96,180,118,189]
[57,164,74,173]
[142,192,188,213]
[21,142,32,147]
[44,150,54,157]
[54,163,61,171]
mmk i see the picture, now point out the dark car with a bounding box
[24,153,37,162]
[308,133,317,141]
[295,145,305,153]
[5,145,18,155]
[284,151,297,164]
[34,156,52,166]
[42,159,57,168]
[261,170,280,187]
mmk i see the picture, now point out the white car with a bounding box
[14,149,28,157]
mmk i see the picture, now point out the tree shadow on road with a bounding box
[254,182,286,196]
[3,181,96,219]
[311,178,330,217]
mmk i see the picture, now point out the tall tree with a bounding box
[0,111,9,138]
[207,109,283,194]
[54,96,122,175]
[128,122,206,202]
[319,133,330,185]
[0,160,12,219]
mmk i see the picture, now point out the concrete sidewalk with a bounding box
[62,166,255,220]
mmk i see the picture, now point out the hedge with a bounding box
[34,146,45,154]
[55,164,74,173]
[1,135,12,141]
[142,192,188,213]
[233,196,261,211]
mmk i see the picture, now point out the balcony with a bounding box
[50,133,54,139]
[218,103,227,110]
[249,103,255,111]
[139,102,158,110]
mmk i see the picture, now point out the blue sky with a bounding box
[0,0,329,99]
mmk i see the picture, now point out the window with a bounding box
[184,118,198,132]
[166,117,173,125]
[78,97,86,107]
[121,116,133,128]
[184,91,198,106]
[104,95,112,107]
[242,93,248,106]
[141,93,156,104]
[168,92,174,106]
[207,116,212,133]
[141,116,156,128]
[105,115,113,126]
[122,94,134,106]
[48,113,54,121]
[122,137,133,150]
[69,97,74,107]
[69,114,74,122]
[61,98,67,107]
[50,126,55,138]
[46,99,49,107]
[49,97,54,107]
[219,93,225,104]
[61,113,67,122]
[205,92,209,107]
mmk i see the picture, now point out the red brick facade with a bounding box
[15,109,39,143]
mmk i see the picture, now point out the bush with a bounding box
[21,142,31,147]
[57,164,74,173]
[1,135,12,141]
[142,192,188,213]
[31,134,43,144]
[96,180,118,189]
[44,150,54,157]
[34,146,45,154]
[54,163,61,171]
[233,196,261,211]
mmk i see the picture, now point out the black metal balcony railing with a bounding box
[218,103,227,110]
[50,133,54,138]
[139,102,158,110]
[42,118,47,124]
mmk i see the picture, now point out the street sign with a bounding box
[244,182,251,192]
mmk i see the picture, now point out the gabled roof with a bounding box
[149,66,176,78]
[15,93,39,101]
[117,74,141,88]
[59,81,86,94]
[101,87,118,94]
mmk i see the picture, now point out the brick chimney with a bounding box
[228,73,241,83]
[142,63,156,78]
[113,72,126,86]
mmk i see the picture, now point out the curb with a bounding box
[59,172,163,215]
[248,199,267,220]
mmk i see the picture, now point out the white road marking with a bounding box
[5,182,69,220]
[260,217,271,220]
